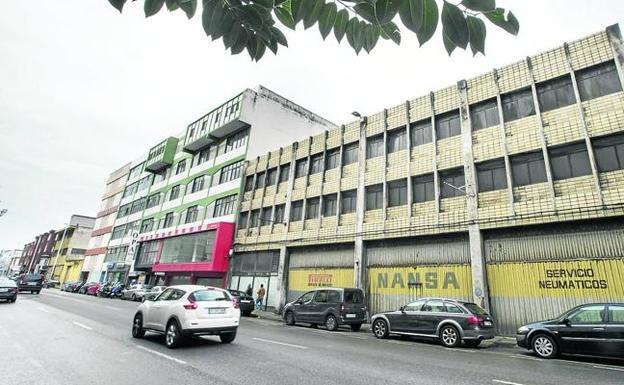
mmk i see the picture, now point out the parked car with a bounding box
[43,279,59,289]
[283,288,367,331]
[142,285,167,302]
[17,273,44,294]
[131,285,240,349]
[228,290,255,316]
[122,284,152,301]
[516,303,624,359]
[71,281,85,293]
[370,298,495,348]
[61,281,80,292]
[0,277,18,303]
[79,282,99,294]
[87,282,103,296]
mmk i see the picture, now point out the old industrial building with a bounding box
[231,25,624,335]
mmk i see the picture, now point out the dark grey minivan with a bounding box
[283,288,367,331]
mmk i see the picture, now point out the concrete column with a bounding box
[492,69,516,216]
[405,101,413,219]
[458,79,491,311]
[429,92,441,222]
[607,24,624,87]
[276,245,289,313]
[354,117,368,290]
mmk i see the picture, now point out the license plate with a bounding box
[241,300,251,303]
[209,308,226,314]
[27,282,37,286]
[346,314,356,318]
[483,321,492,326]
[0,288,8,293]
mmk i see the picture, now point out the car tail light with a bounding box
[183,296,198,310]
[9,288,17,293]
[232,299,239,309]
[467,316,480,325]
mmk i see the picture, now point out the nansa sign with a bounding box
[368,265,472,298]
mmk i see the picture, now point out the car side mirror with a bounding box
[561,318,570,326]
[399,306,406,313]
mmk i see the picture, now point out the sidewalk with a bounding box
[250,309,517,348]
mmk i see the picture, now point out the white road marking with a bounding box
[37,307,51,313]
[104,305,121,311]
[136,345,187,365]
[252,337,308,350]
[591,365,624,372]
[492,380,526,385]
[510,354,542,361]
[444,348,476,353]
[72,322,93,330]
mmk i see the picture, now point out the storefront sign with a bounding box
[368,265,472,298]
[307,274,332,287]
[540,268,608,289]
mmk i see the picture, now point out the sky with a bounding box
[0,1,623,250]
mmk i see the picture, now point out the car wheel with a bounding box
[242,310,251,317]
[9,298,16,303]
[372,319,389,339]
[440,325,460,348]
[165,320,182,349]
[325,315,338,331]
[464,340,481,348]
[350,323,362,332]
[132,314,145,338]
[132,294,137,301]
[285,311,296,326]
[36,291,41,294]
[532,333,558,359]
[220,330,237,344]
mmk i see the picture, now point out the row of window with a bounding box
[191,130,248,169]
[104,246,128,263]
[238,132,624,224]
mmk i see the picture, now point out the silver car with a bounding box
[122,284,152,301]
[142,285,167,301]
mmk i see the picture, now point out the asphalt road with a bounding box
[1,290,623,385]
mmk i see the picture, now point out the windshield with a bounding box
[192,289,231,301]
[344,289,364,304]
[463,303,488,316]
[23,274,43,282]
[0,278,17,287]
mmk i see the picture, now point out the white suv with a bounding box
[132,285,240,348]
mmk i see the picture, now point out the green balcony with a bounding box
[145,137,179,173]
[183,92,248,153]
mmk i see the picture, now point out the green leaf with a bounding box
[213,9,234,41]
[270,26,288,46]
[466,15,486,55]
[108,0,126,13]
[178,0,197,18]
[399,0,423,33]
[238,5,264,31]
[255,39,267,61]
[231,30,249,54]
[207,3,225,39]
[345,17,358,53]
[484,8,519,35]
[461,0,495,12]
[442,31,456,55]
[291,0,305,24]
[223,22,243,49]
[201,0,217,37]
[375,0,400,25]
[254,0,274,9]
[380,21,400,45]
[415,0,438,46]
[441,1,468,49]
[353,3,376,24]
[275,1,296,29]
[303,0,325,29]
[364,24,380,53]
[318,3,338,40]
[165,0,179,11]
[333,9,349,42]
[145,0,165,17]
[246,34,258,60]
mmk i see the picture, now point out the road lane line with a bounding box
[136,345,187,365]
[591,365,624,372]
[73,322,93,330]
[37,307,51,313]
[104,305,122,311]
[510,354,542,361]
[252,337,308,350]
[492,380,525,385]
[444,348,476,353]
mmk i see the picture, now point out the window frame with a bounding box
[510,151,548,187]
[435,110,461,140]
[322,194,337,217]
[501,87,536,122]
[325,148,340,170]
[536,75,576,113]
[470,98,500,131]
[342,142,359,165]
[387,129,407,153]
[476,158,508,193]
[290,200,303,221]
[340,190,357,214]
[412,174,435,203]
[439,168,465,198]
[549,142,592,181]
[410,119,433,147]
[365,184,383,210]
[387,179,407,207]
[366,134,384,159]
[305,197,320,219]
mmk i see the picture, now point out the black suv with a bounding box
[371,297,495,347]
[516,303,624,359]
[18,273,44,294]
[283,288,367,331]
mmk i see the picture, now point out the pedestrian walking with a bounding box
[255,284,265,309]
[245,284,253,296]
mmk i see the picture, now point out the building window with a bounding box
[295,159,308,178]
[305,197,320,219]
[185,206,199,223]
[576,61,622,101]
[259,207,272,225]
[477,158,507,192]
[244,175,254,192]
[325,148,340,170]
[593,133,624,172]
[322,194,337,217]
[219,161,243,184]
[510,151,548,187]
[175,159,187,175]
[387,129,407,153]
[159,231,216,264]
[502,88,535,122]
[279,164,290,183]
[153,169,168,185]
[343,142,359,165]
[252,171,264,189]
[549,142,592,181]
[470,99,500,131]
[412,174,435,203]
[190,175,205,193]
[129,163,143,180]
[290,200,303,221]
[137,175,153,191]
[266,168,278,186]
[169,185,180,200]
[163,212,175,228]
[140,218,154,233]
[214,194,237,217]
[238,212,248,229]
[130,197,146,214]
[124,221,139,236]
[367,134,384,159]
[537,75,576,113]
[225,129,248,152]
[410,119,432,147]
[366,184,383,210]
[122,183,137,198]
[388,179,407,207]
[435,110,461,139]
[249,210,259,227]
[440,168,465,198]
[111,225,125,240]
[309,153,324,175]
[194,147,210,167]
[146,193,161,209]
[341,190,357,214]
[274,204,285,223]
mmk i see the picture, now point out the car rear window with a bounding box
[463,303,488,315]
[343,289,364,304]
[192,289,231,301]
[0,278,17,287]
[23,274,43,282]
